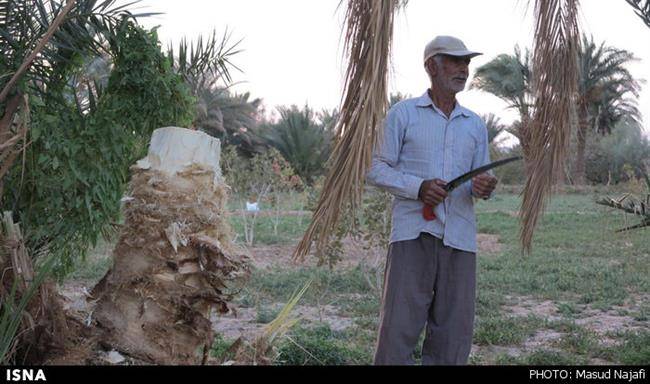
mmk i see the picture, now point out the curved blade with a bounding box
[445,156,522,192]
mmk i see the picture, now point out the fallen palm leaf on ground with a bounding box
[596,170,650,232]
[217,279,312,365]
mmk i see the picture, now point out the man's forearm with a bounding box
[367,159,424,200]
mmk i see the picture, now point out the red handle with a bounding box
[423,204,436,221]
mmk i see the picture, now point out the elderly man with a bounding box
[367,35,498,365]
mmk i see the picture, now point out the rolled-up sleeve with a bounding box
[366,105,423,200]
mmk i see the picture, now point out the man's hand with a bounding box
[419,179,448,206]
[472,173,498,199]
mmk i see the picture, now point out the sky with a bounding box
[134,0,650,140]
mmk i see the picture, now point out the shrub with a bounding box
[2,21,195,278]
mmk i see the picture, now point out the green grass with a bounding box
[66,236,114,282]
[598,330,650,364]
[475,195,648,311]
[210,333,237,362]
[229,215,310,245]
[474,315,544,346]
[276,323,370,365]
[496,350,588,365]
[240,265,377,306]
[553,328,601,356]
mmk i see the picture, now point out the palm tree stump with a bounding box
[91,127,249,364]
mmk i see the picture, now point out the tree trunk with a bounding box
[573,105,589,185]
[91,127,250,365]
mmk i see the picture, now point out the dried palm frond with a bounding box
[520,0,581,254]
[223,279,312,365]
[595,167,650,232]
[293,0,402,263]
[596,194,649,232]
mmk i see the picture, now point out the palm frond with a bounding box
[223,279,312,365]
[168,28,242,89]
[0,0,146,102]
[0,0,77,104]
[519,0,581,254]
[626,0,650,28]
[292,0,400,263]
[482,113,507,144]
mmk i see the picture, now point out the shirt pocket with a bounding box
[452,133,477,175]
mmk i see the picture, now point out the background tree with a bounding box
[221,145,302,246]
[2,19,196,277]
[471,47,533,156]
[482,113,507,145]
[573,35,641,184]
[167,33,266,157]
[586,121,650,185]
[257,105,333,185]
[472,38,642,186]
[193,83,264,156]
[389,92,409,108]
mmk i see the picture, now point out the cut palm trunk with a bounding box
[91,127,250,365]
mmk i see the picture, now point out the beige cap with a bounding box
[423,35,482,63]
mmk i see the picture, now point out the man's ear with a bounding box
[425,58,437,77]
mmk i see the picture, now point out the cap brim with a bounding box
[424,50,482,63]
[439,50,482,58]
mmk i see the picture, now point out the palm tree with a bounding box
[0,1,152,185]
[258,105,332,184]
[573,35,641,184]
[167,32,264,156]
[317,107,339,133]
[591,79,641,136]
[472,37,641,185]
[193,83,264,156]
[471,47,533,156]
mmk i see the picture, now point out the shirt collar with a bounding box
[415,90,471,119]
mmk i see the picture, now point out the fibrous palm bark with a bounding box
[91,127,249,364]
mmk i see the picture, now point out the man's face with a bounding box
[428,54,471,94]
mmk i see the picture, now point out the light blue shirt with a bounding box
[366,91,492,253]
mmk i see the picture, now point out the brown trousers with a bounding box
[373,233,477,365]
